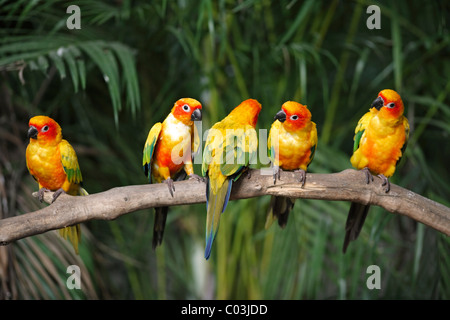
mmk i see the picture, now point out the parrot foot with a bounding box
[378,174,390,193]
[295,169,307,187]
[52,188,66,203]
[164,178,175,197]
[188,174,205,183]
[37,187,51,203]
[272,165,282,185]
[362,167,374,184]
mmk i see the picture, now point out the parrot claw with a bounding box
[52,188,66,203]
[295,169,307,187]
[362,167,374,184]
[272,165,282,184]
[37,187,51,203]
[164,178,175,197]
[378,174,390,193]
[188,174,205,183]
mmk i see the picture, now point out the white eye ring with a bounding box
[387,103,395,108]
[41,125,49,132]
[182,104,191,112]
[290,115,299,120]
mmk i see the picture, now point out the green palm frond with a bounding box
[0,36,140,124]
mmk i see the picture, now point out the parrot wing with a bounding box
[59,139,83,185]
[201,128,215,177]
[143,122,162,183]
[307,122,318,166]
[220,124,258,180]
[191,119,201,161]
[353,111,372,153]
[267,122,278,165]
[397,117,410,165]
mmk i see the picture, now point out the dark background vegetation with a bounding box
[0,0,449,299]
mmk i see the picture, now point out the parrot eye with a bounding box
[41,125,49,132]
[182,104,191,112]
[290,115,299,121]
[387,102,395,108]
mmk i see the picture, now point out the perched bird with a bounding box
[265,101,317,229]
[26,115,88,254]
[202,99,262,260]
[143,98,202,249]
[343,89,409,253]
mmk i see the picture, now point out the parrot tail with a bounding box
[58,185,88,254]
[153,206,169,249]
[265,196,295,229]
[342,202,371,253]
[204,178,232,260]
[59,224,81,255]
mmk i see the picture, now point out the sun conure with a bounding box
[265,101,317,229]
[143,98,202,249]
[343,89,409,253]
[202,98,262,260]
[25,115,88,254]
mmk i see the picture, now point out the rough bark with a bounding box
[0,169,449,245]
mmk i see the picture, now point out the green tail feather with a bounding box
[205,178,232,260]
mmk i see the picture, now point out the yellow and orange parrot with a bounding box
[26,115,88,254]
[265,101,317,229]
[343,89,409,253]
[143,98,202,249]
[202,99,262,260]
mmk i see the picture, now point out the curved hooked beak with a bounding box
[27,126,38,139]
[191,108,202,121]
[371,96,384,110]
[274,110,287,123]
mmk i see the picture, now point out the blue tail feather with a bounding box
[222,179,233,213]
[204,228,214,260]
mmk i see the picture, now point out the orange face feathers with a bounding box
[28,115,62,144]
[372,89,404,119]
[274,101,311,131]
[171,98,202,124]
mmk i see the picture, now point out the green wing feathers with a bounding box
[219,126,258,178]
[59,140,83,185]
[143,122,162,182]
[353,112,371,153]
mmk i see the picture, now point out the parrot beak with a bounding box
[191,108,202,121]
[371,96,384,110]
[274,110,287,123]
[27,126,38,139]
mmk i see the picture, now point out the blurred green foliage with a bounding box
[0,0,449,299]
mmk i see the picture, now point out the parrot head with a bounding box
[28,116,62,145]
[370,89,404,119]
[274,101,311,131]
[171,98,202,125]
[229,98,262,127]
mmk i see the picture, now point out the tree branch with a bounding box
[1,169,449,245]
